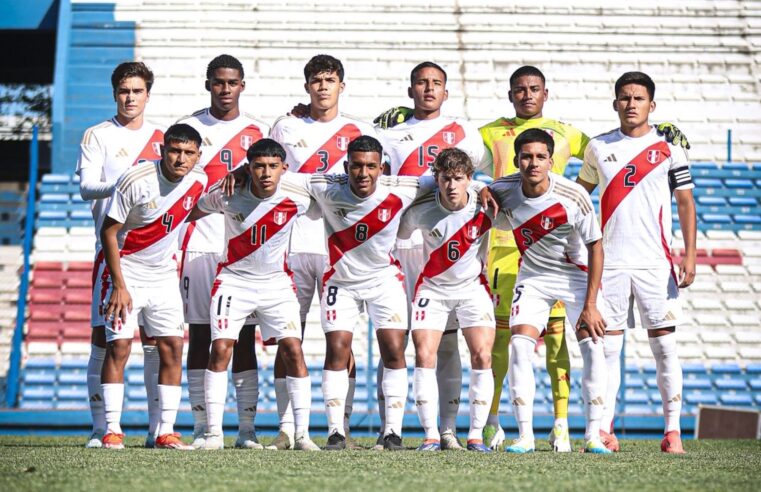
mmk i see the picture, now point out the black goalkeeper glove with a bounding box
[657,122,690,150]
[373,106,414,129]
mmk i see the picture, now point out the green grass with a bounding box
[1,436,760,491]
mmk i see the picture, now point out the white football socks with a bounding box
[233,369,258,434]
[508,335,536,440]
[142,345,160,437]
[322,369,348,436]
[101,383,124,434]
[437,333,461,435]
[274,377,295,436]
[204,370,227,436]
[286,375,312,437]
[157,384,181,436]
[468,369,494,441]
[187,369,207,434]
[601,333,624,434]
[87,344,106,433]
[413,367,439,440]
[382,367,408,437]
[649,332,683,433]
[579,337,607,441]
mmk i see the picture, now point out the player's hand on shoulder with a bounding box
[479,186,500,215]
[576,303,607,343]
[656,122,690,150]
[289,103,311,119]
[678,254,696,288]
[373,106,413,129]
[105,285,132,325]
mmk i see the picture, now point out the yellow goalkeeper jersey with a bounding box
[480,116,589,249]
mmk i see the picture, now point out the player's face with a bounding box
[516,141,552,188]
[508,75,547,119]
[614,83,655,131]
[345,151,384,198]
[305,71,344,112]
[436,170,471,210]
[114,76,150,122]
[207,67,245,115]
[161,140,201,182]
[408,67,448,113]
[247,156,287,198]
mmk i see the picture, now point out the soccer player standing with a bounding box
[99,124,207,450]
[190,139,320,451]
[399,149,494,453]
[76,62,164,448]
[577,72,696,454]
[177,54,269,449]
[268,54,375,449]
[488,129,610,454]
[375,62,486,450]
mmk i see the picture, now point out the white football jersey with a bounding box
[398,189,491,299]
[377,115,486,249]
[177,108,270,254]
[76,118,165,247]
[579,126,693,269]
[270,114,377,255]
[282,172,437,288]
[106,161,207,284]
[197,178,314,289]
[489,173,601,283]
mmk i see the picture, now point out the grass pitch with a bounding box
[1,436,760,491]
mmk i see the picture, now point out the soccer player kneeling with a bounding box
[99,124,207,450]
[487,129,611,454]
[189,139,320,451]
[400,148,495,453]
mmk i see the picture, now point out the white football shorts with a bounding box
[410,285,495,332]
[602,268,683,330]
[509,272,596,333]
[288,252,327,323]
[104,278,185,342]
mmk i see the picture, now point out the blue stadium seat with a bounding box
[682,363,708,375]
[748,379,761,391]
[60,359,88,371]
[693,177,723,188]
[57,387,88,400]
[625,374,646,389]
[720,394,753,406]
[25,358,57,371]
[714,378,748,391]
[746,364,761,375]
[41,174,71,184]
[734,215,761,226]
[39,193,70,204]
[724,179,754,189]
[625,404,654,414]
[685,393,717,405]
[722,162,751,171]
[624,391,650,404]
[696,196,727,206]
[712,363,742,374]
[701,214,732,225]
[728,196,760,206]
[69,210,92,220]
[22,386,55,400]
[683,378,712,390]
[692,162,718,170]
[24,373,56,385]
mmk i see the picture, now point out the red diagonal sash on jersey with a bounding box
[324,193,404,282]
[513,202,568,255]
[600,141,669,229]
[299,124,362,174]
[414,211,492,295]
[398,122,466,176]
[133,129,164,165]
[204,124,265,189]
[121,181,204,256]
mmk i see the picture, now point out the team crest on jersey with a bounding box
[377,208,391,222]
[442,131,456,145]
[240,135,254,150]
[540,215,554,230]
[152,142,162,156]
[182,196,195,211]
[273,210,288,225]
[467,225,480,240]
[336,136,350,151]
[647,150,661,164]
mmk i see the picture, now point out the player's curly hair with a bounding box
[164,123,202,149]
[246,138,286,162]
[347,135,382,156]
[615,71,655,100]
[509,65,545,87]
[410,61,447,85]
[206,54,244,80]
[303,54,344,82]
[514,128,555,156]
[431,148,474,177]
[111,62,154,92]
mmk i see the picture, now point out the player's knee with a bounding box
[208,340,234,371]
[278,337,304,361]
[157,337,184,364]
[107,339,131,362]
[470,348,491,370]
[415,349,436,368]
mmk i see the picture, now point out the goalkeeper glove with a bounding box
[373,106,414,129]
[656,122,690,149]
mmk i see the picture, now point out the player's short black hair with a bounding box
[111,62,154,92]
[432,148,474,177]
[164,123,202,149]
[509,65,545,87]
[347,135,383,157]
[410,61,447,85]
[615,71,655,100]
[246,138,286,162]
[514,128,554,156]
[303,54,344,82]
[206,54,244,80]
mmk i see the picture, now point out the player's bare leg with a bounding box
[139,326,160,448]
[376,328,408,451]
[231,325,261,449]
[412,328,443,451]
[649,327,685,454]
[155,336,193,450]
[100,338,132,449]
[601,329,624,452]
[187,323,211,448]
[323,331,353,450]
[86,327,107,448]
[462,326,495,453]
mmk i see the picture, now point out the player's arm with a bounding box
[100,216,131,323]
[576,238,606,342]
[76,133,114,200]
[577,144,600,193]
[674,188,697,287]
[187,184,224,222]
